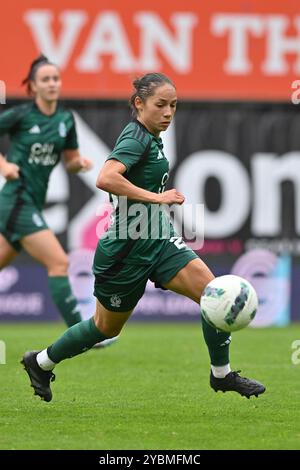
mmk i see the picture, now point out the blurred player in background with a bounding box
[21,73,265,402]
[0,54,93,327]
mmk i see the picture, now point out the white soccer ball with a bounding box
[200,275,258,332]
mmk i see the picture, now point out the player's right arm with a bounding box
[0,154,20,180]
[0,107,21,180]
[96,159,184,205]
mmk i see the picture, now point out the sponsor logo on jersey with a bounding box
[110,294,121,308]
[59,122,67,137]
[28,125,41,134]
[28,143,58,166]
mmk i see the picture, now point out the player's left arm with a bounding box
[62,111,92,173]
[63,148,93,173]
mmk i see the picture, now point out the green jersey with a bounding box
[99,120,175,264]
[0,102,78,210]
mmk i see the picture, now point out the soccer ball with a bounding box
[200,275,258,332]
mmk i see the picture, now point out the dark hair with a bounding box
[21,54,58,95]
[130,73,175,117]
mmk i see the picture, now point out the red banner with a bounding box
[1,0,300,100]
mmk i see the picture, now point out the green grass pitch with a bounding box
[0,322,300,450]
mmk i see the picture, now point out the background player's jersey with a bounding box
[99,120,175,264]
[0,102,78,209]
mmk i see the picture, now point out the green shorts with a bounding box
[93,238,198,311]
[0,193,48,251]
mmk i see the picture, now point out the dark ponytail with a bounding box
[21,54,57,95]
[130,73,175,117]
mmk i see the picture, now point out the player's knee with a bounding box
[47,255,69,276]
[0,256,12,270]
[201,272,215,292]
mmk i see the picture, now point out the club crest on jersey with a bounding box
[110,294,121,308]
[59,122,67,138]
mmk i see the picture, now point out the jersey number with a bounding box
[169,236,186,250]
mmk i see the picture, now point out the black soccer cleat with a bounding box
[21,351,55,402]
[210,370,266,399]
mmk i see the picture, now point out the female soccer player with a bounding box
[0,55,92,327]
[21,73,265,402]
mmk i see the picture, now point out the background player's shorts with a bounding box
[0,193,48,251]
[93,237,198,311]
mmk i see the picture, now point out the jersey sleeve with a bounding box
[64,113,78,149]
[107,137,147,172]
[0,107,21,136]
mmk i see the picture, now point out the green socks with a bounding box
[48,276,81,327]
[201,316,231,366]
[47,317,109,363]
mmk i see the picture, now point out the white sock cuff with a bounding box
[211,364,231,379]
[36,349,56,371]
